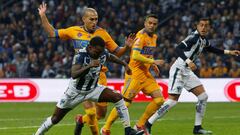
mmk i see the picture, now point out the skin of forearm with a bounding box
[108,54,128,66]
[71,65,92,79]
[114,46,129,57]
[40,14,55,37]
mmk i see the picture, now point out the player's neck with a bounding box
[83,26,95,34]
[143,28,154,37]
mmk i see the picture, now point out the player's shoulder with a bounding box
[66,26,83,30]
[76,48,88,57]
[185,30,200,42]
[136,29,146,38]
[95,26,107,32]
[189,30,200,39]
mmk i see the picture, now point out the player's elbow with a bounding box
[132,51,140,60]
[48,30,55,38]
[132,55,138,61]
[71,72,78,79]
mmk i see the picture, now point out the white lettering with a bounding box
[13,85,30,97]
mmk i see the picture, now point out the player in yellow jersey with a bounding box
[38,2,135,135]
[101,14,165,135]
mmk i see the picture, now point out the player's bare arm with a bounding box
[151,64,160,76]
[38,2,55,37]
[225,50,240,56]
[153,60,165,66]
[114,33,136,57]
[107,54,132,75]
[71,60,100,79]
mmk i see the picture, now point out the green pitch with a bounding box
[0,102,239,135]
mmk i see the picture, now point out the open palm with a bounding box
[38,2,47,16]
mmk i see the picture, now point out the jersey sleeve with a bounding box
[55,27,75,40]
[132,35,145,52]
[101,30,119,53]
[72,52,85,65]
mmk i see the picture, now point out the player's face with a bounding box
[88,45,104,59]
[197,20,210,36]
[144,17,158,34]
[83,11,98,32]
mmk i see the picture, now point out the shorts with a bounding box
[122,75,160,100]
[57,85,106,109]
[168,63,202,95]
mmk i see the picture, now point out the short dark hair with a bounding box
[145,14,158,21]
[197,17,211,24]
[89,36,105,48]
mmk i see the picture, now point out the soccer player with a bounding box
[34,36,143,135]
[101,14,165,135]
[38,2,135,135]
[144,18,240,134]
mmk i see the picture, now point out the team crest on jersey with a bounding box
[77,32,82,37]
[177,86,182,92]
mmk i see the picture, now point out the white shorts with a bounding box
[56,85,106,109]
[168,63,202,95]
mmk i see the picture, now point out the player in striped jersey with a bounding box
[34,36,144,135]
[144,18,240,134]
[38,2,135,135]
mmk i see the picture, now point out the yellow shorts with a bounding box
[122,76,160,100]
[96,71,108,107]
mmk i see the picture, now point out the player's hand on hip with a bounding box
[90,60,100,67]
[230,50,240,56]
[154,59,165,66]
[188,62,197,71]
[125,65,132,75]
[38,2,47,16]
[125,33,136,49]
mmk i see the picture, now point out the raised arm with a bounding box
[114,33,136,57]
[38,2,55,37]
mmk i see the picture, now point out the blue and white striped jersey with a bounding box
[69,48,109,93]
[181,30,210,61]
[174,30,212,68]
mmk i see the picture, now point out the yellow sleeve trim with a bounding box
[132,50,154,64]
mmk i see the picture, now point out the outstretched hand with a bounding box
[124,33,136,49]
[229,50,240,56]
[38,2,47,16]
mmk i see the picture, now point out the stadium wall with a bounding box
[0,78,239,102]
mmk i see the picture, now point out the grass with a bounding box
[0,102,239,135]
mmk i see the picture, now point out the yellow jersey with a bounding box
[129,29,158,81]
[55,26,119,72]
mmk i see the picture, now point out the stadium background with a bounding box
[0,0,240,135]
[0,0,240,78]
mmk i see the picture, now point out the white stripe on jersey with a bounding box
[175,30,210,68]
[69,48,108,94]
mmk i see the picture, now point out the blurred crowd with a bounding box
[0,0,240,79]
